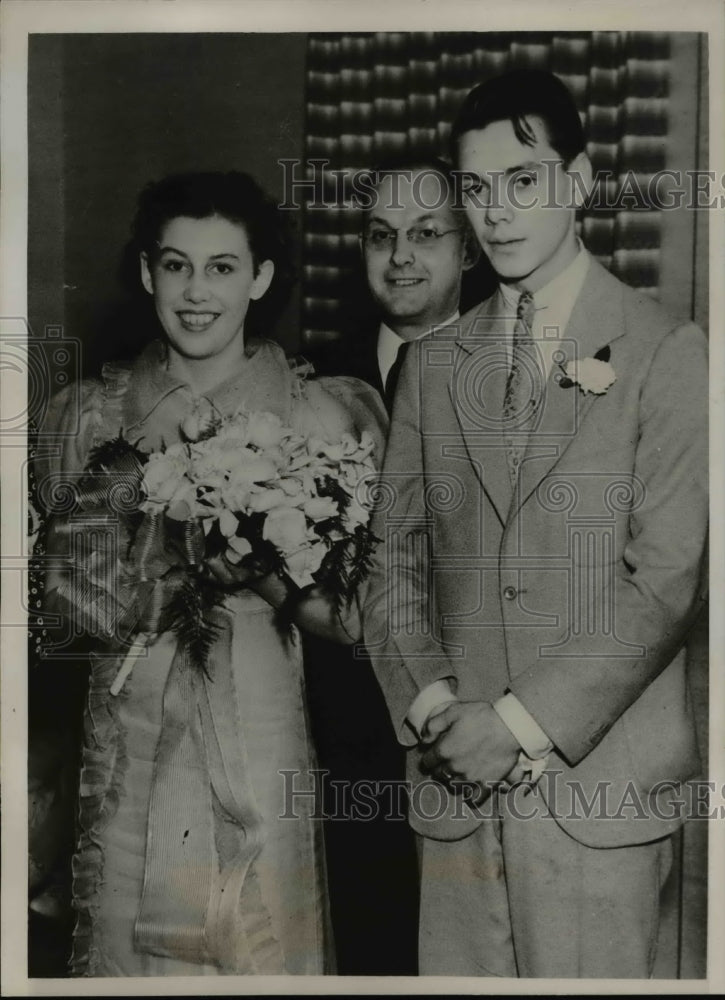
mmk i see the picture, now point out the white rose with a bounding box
[278,477,304,499]
[231,454,279,486]
[342,497,371,530]
[284,541,327,588]
[303,496,339,522]
[248,488,290,513]
[218,508,239,539]
[263,506,308,554]
[162,481,201,521]
[180,398,217,442]
[295,468,318,498]
[141,445,190,506]
[220,481,251,512]
[339,457,376,490]
[564,358,616,394]
[246,411,288,450]
[287,451,313,473]
[307,436,346,462]
[188,440,236,483]
[342,431,376,465]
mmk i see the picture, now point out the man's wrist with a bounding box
[489,701,523,756]
[406,680,458,741]
[492,692,554,759]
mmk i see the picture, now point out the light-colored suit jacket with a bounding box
[363,258,708,848]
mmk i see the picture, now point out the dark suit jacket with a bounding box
[364,258,708,849]
[302,322,419,975]
[315,324,384,398]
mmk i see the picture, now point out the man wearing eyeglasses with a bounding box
[302,158,479,975]
[351,156,479,411]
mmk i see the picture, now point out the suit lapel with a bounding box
[449,292,513,527]
[514,260,628,517]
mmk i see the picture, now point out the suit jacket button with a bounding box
[503,586,517,600]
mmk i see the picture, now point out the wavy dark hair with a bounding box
[132,169,295,291]
[108,170,297,354]
[449,69,586,167]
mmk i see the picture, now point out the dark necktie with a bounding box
[502,290,540,486]
[384,340,410,414]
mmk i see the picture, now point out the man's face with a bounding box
[362,170,469,339]
[458,117,590,291]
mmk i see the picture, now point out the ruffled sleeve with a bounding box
[29,380,113,942]
[36,362,133,511]
[34,367,138,648]
[309,375,388,464]
[36,380,106,499]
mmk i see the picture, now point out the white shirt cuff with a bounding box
[406,680,458,741]
[492,693,553,759]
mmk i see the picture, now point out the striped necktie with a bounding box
[502,290,540,486]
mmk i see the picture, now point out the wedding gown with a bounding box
[39,338,386,976]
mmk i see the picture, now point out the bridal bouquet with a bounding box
[60,404,378,676]
[142,406,377,587]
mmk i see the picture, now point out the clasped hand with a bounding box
[204,553,362,644]
[420,701,522,801]
[205,552,287,603]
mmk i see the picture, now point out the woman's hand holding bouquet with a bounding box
[58,401,378,683]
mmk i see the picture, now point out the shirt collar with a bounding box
[499,243,590,319]
[377,311,460,384]
[378,310,460,346]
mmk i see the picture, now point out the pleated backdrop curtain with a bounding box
[301,31,671,352]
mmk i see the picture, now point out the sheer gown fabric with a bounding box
[40,338,385,976]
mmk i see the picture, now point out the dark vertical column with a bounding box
[28,35,66,351]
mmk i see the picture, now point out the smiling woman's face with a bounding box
[140,214,274,364]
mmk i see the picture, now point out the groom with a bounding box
[363,69,708,977]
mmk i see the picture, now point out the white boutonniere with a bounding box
[558,346,616,395]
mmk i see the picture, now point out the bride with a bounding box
[35,170,386,976]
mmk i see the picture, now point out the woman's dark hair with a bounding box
[449,69,586,167]
[126,170,296,341]
[88,173,296,373]
[133,171,290,270]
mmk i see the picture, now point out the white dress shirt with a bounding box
[498,243,591,377]
[377,311,459,389]
[407,248,592,764]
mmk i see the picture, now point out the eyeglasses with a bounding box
[361,225,462,252]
